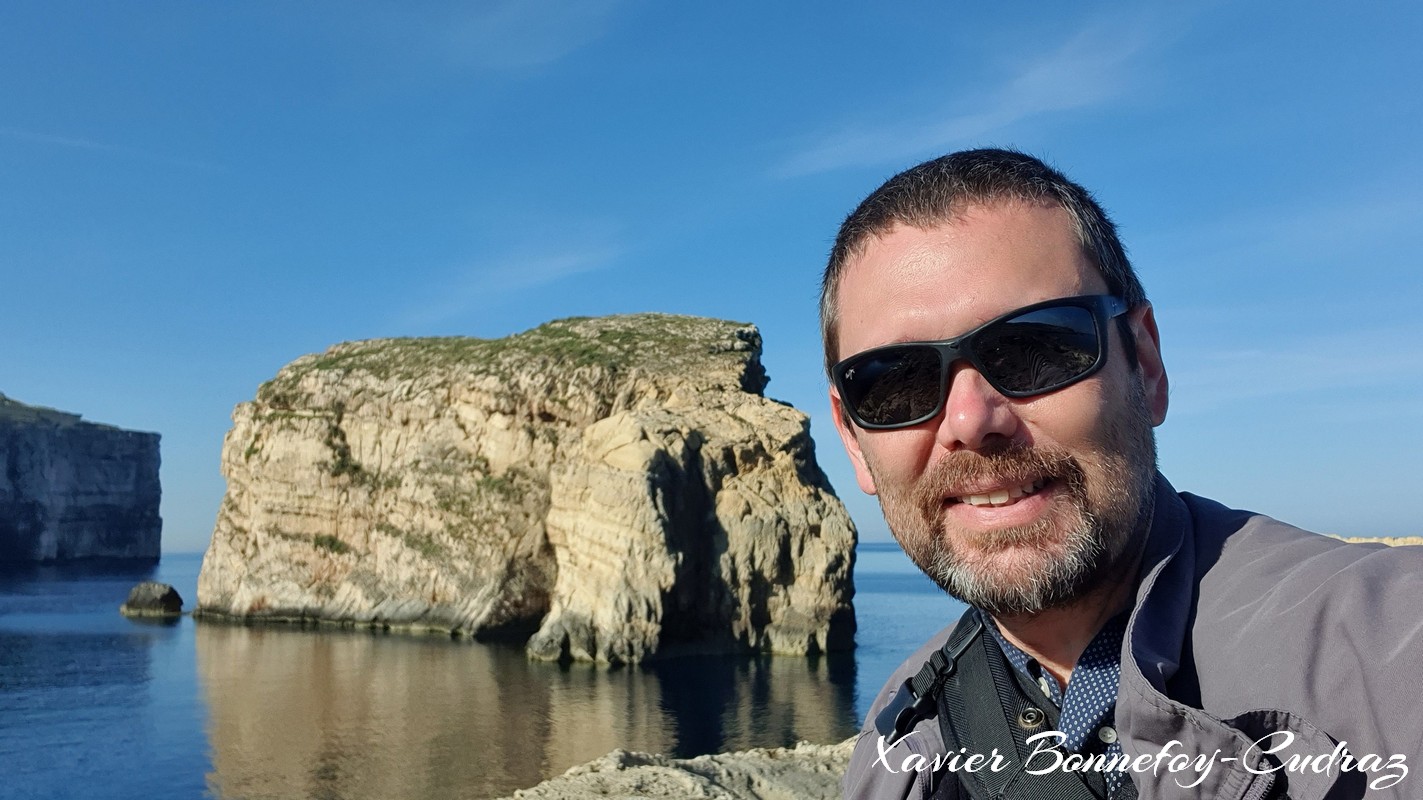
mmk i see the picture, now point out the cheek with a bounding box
[860,431,937,489]
[1014,383,1116,452]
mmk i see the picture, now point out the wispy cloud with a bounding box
[1138,179,1423,268]
[397,245,620,329]
[775,20,1157,178]
[435,0,629,71]
[1168,324,1423,415]
[0,125,224,171]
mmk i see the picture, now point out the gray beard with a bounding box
[922,471,1155,616]
[879,382,1158,617]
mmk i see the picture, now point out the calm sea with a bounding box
[0,544,964,800]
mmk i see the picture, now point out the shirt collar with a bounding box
[982,608,1129,753]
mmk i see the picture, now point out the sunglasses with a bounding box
[832,294,1129,430]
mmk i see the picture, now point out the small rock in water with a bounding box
[120,581,184,618]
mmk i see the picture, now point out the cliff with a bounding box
[0,393,162,562]
[197,314,856,662]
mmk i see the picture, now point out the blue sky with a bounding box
[3,1,1421,553]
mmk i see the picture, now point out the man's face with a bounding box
[829,201,1169,616]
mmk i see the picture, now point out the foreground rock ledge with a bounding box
[197,314,856,663]
[497,738,855,800]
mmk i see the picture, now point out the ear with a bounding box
[829,388,879,495]
[1129,303,1169,426]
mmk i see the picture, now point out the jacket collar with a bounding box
[1114,474,1354,800]
[1115,474,1287,799]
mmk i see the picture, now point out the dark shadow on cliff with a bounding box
[0,558,159,579]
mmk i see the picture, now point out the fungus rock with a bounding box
[196,314,856,662]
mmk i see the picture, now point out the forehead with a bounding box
[835,202,1105,357]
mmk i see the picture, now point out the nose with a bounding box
[934,362,1021,451]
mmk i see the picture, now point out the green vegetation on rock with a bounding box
[0,392,104,429]
[313,534,351,555]
[254,314,766,406]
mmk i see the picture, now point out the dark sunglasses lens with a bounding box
[840,347,943,426]
[974,305,1101,394]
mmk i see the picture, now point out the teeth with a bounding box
[959,479,1048,507]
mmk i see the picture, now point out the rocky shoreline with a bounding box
[495,738,856,800]
[1339,535,1423,546]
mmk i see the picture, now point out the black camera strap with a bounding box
[876,608,1133,800]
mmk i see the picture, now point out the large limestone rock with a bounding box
[197,314,856,662]
[0,393,161,562]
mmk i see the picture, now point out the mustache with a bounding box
[913,442,1086,521]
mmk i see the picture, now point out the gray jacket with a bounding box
[843,474,1423,799]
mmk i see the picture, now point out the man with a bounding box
[828,149,1421,800]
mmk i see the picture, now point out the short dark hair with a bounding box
[819,148,1146,376]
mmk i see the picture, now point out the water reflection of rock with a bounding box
[196,625,859,799]
[648,651,858,757]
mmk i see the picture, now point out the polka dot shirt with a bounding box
[985,612,1130,798]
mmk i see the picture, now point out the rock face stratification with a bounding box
[0,393,161,562]
[197,314,856,662]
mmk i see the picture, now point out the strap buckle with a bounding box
[872,609,984,746]
[874,679,938,746]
